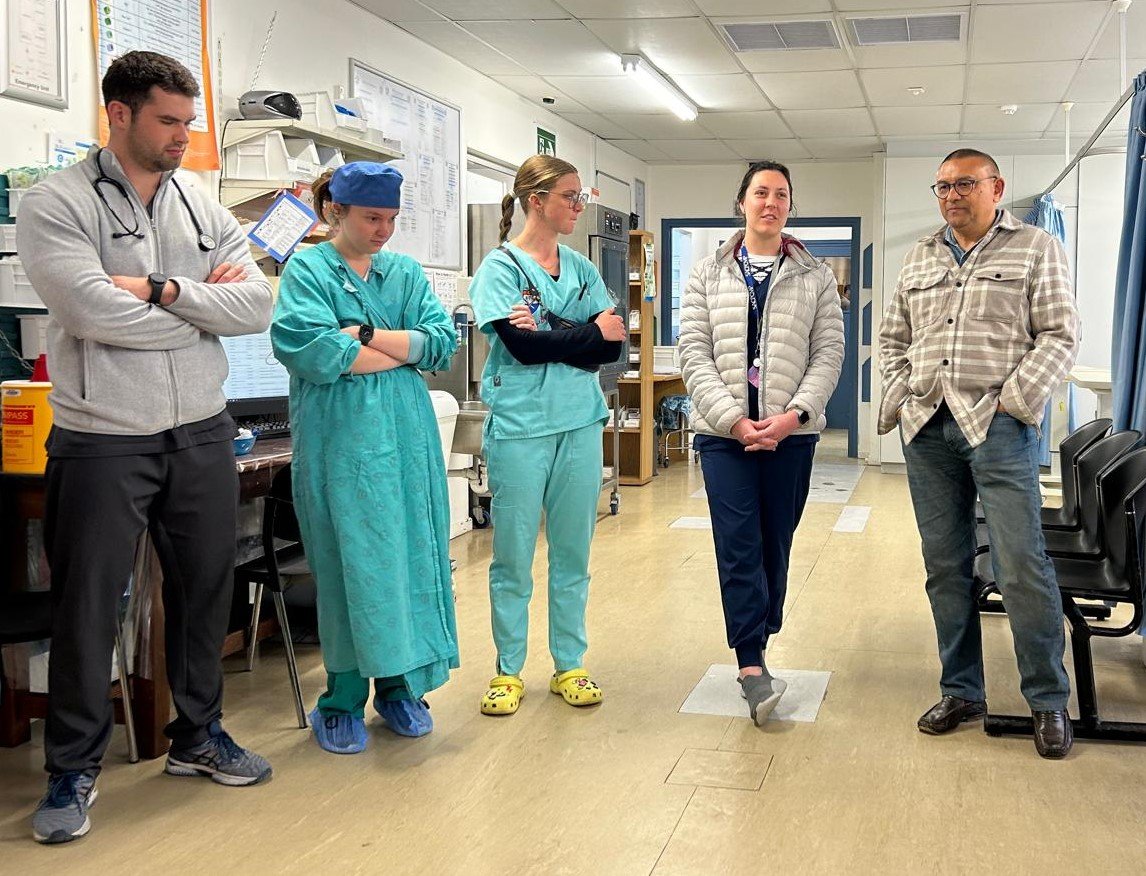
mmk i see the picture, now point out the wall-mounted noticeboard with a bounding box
[350,59,462,271]
[1,0,67,109]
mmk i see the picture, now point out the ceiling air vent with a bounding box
[719,20,840,52]
[848,14,962,46]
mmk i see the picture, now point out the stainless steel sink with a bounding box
[452,400,488,457]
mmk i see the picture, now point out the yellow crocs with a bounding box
[481,675,524,716]
[549,669,603,707]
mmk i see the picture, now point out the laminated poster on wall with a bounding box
[247,192,317,263]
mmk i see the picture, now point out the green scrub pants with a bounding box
[317,671,414,717]
[485,420,604,677]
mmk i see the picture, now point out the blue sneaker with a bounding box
[32,771,98,844]
[165,722,272,785]
[374,696,433,737]
[309,707,368,754]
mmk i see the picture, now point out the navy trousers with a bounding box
[695,433,816,668]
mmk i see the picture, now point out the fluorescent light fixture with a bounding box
[620,54,698,122]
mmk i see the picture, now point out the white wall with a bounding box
[0,0,649,230]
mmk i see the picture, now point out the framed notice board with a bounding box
[350,59,462,270]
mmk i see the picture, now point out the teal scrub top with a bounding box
[470,242,614,440]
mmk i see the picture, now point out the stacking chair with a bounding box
[975,418,1112,529]
[233,464,310,729]
[0,591,138,761]
[985,447,1146,743]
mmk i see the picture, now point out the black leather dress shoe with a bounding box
[1032,710,1074,759]
[917,696,987,735]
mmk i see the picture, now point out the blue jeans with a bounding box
[695,433,817,668]
[902,406,1069,711]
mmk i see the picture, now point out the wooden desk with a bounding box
[0,437,292,759]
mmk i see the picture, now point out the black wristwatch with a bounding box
[794,408,810,425]
[147,272,168,305]
[358,324,375,346]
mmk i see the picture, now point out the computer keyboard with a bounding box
[236,418,291,439]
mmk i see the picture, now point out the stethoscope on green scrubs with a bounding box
[92,147,217,252]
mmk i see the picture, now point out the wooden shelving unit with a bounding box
[602,230,686,486]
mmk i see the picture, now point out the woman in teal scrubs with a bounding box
[271,163,459,753]
[470,155,626,716]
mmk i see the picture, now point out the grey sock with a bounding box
[738,673,787,726]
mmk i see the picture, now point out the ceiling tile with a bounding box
[583,18,740,76]
[603,140,672,161]
[553,112,640,139]
[1067,59,1132,103]
[417,0,571,19]
[1043,101,1113,134]
[694,0,832,14]
[965,62,1077,104]
[734,47,854,74]
[556,0,696,17]
[601,113,709,140]
[860,66,965,106]
[801,137,883,159]
[545,75,660,113]
[962,103,1059,135]
[969,2,1109,63]
[464,21,618,76]
[834,0,966,8]
[646,140,742,160]
[752,70,865,109]
[873,106,961,137]
[698,111,790,139]
[673,74,772,111]
[782,107,876,138]
[489,76,590,114]
[1090,3,1146,59]
[396,22,528,75]
[349,0,444,22]
[851,42,967,68]
[725,138,812,160]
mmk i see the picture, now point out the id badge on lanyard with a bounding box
[738,246,776,390]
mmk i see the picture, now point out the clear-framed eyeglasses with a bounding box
[537,189,590,208]
[930,176,998,199]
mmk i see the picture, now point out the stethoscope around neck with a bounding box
[92,148,216,252]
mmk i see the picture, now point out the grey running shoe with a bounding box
[165,722,272,786]
[739,674,788,726]
[32,771,98,844]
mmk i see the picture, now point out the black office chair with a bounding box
[234,464,309,729]
[985,447,1146,743]
[0,591,138,762]
[975,418,1112,529]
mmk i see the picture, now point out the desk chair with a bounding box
[0,591,138,762]
[234,464,309,729]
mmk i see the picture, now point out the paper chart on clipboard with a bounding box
[247,192,317,263]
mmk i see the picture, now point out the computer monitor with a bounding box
[220,331,290,422]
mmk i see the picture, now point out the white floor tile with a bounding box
[833,506,872,533]
[670,516,712,530]
[679,663,832,723]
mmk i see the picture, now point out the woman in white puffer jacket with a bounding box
[678,160,844,726]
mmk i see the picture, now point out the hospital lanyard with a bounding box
[737,246,778,384]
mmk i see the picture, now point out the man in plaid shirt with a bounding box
[878,149,1079,759]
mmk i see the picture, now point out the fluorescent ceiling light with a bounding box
[620,54,698,122]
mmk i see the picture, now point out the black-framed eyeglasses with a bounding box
[930,176,998,199]
[537,189,590,208]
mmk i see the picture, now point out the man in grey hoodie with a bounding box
[16,51,275,844]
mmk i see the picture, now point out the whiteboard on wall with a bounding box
[350,60,462,270]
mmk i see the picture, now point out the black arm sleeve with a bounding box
[492,318,617,366]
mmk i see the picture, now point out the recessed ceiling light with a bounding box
[907,86,926,96]
[1000,104,1019,115]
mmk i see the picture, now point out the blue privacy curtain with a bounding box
[1024,194,1070,464]
[1112,71,1146,436]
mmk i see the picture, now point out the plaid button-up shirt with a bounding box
[878,210,1079,448]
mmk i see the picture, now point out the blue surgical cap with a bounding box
[328,162,403,208]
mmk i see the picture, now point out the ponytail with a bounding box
[312,169,336,226]
[498,192,515,243]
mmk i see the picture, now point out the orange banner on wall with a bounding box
[91,0,219,172]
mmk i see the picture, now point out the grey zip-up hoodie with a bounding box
[16,148,273,435]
